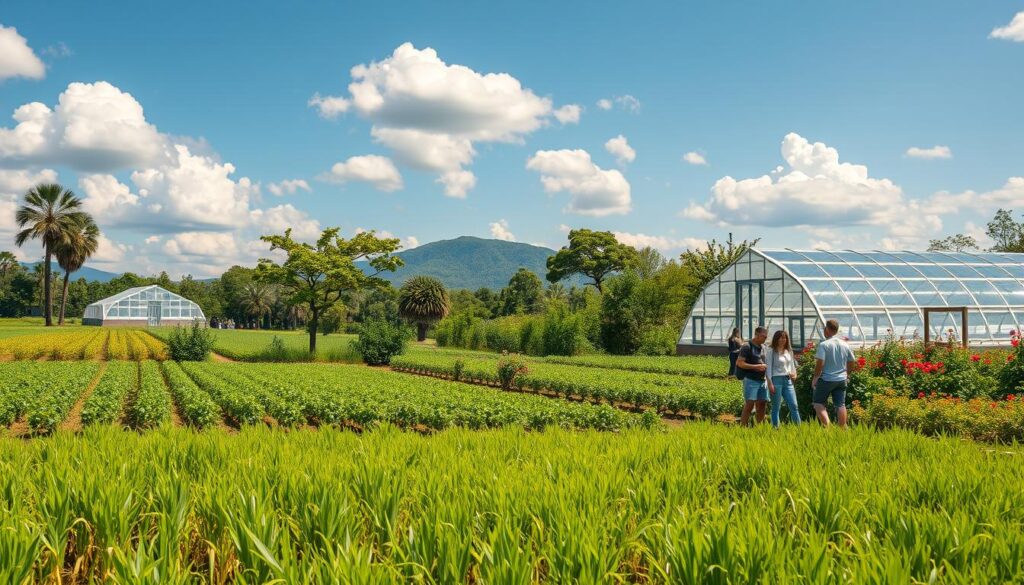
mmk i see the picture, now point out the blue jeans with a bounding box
[770,375,801,427]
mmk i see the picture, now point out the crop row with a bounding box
[79,361,136,425]
[408,345,733,379]
[1,424,1022,583]
[180,362,646,431]
[161,361,220,428]
[125,361,173,429]
[391,352,745,418]
[0,362,101,433]
[0,329,169,361]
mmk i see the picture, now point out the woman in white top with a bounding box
[765,330,801,427]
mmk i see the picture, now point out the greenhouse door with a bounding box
[789,316,805,348]
[147,302,161,327]
[736,281,764,340]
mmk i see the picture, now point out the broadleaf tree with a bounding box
[256,227,403,354]
[546,229,639,293]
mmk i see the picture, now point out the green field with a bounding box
[149,327,360,361]
[1,424,1021,583]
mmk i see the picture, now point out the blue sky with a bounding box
[1,1,1022,277]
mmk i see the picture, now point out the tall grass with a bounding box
[0,424,1020,583]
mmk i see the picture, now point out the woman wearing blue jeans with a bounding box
[765,330,801,427]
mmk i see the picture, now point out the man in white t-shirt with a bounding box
[811,319,857,427]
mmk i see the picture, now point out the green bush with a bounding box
[637,324,679,356]
[167,323,214,361]
[354,319,410,365]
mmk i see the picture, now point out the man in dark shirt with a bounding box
[736,326,769,425]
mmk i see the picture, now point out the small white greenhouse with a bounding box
[82,285,206,327]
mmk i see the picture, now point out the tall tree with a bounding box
[241,282,275,328]
[54,215,99,325]
[501,268,544,315]
[398,276,450,341]
[256,228,402,354]
[928,234,980,253]
[546,229,639,292]
[678,234,759,317]
[15,183,88,326]
[986,209,1024,253]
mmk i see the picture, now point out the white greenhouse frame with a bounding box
[678,249,1024,353]
[82,285,206,327]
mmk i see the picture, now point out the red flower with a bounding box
[984,358,992,365]
[857,357,867,367]
[971,355,981,362]
[1008,394,1016,401]
[1008,355,1015,362]
[918,392,925,398]
[1012,338,1020,348]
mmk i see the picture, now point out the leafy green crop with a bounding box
[80,361,136,426]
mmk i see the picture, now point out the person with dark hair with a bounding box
[727,327,743,376]
[736,326,769,425]
[812,319,857,427]
[765,329,800,427]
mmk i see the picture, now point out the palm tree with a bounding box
[15,184,88,326]
[0,251,18,278]
[242,282,274,329]
[398,276,450,342]
[54,216,100,325]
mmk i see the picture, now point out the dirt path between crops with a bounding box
[210,352,235,362]
[58,362,110,433]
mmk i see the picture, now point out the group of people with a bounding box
[727,319,856,428]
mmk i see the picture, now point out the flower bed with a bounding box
[853,391,1024,443]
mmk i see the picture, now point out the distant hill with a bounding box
[367,236,563,290]
[20,262,120,283]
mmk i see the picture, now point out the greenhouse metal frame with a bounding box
[677,249,1024,354]
[82,285,206,327]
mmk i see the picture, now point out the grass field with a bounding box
[149,327,360,362]
[0,424,1020,583]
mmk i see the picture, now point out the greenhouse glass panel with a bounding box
[678,248,1024,352]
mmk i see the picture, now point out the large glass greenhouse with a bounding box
[678,249,1024,353]
[83,285,206,327]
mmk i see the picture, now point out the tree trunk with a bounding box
[58,270,71,325]
[308,308,318,354]
[43,251,53,326]
[417,322,428,342]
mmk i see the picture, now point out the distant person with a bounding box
[765,330,801,427]
[736,326,769,425]
[727,327,743,377]
[812,319,858,427]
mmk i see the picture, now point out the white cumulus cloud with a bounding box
[553,104,581,125]
[0,81,167,172]
[489,219,516,241]
[322,155,403,192]
[597,95,641,113]
[307,93,351,119]
[905,145,952,160]
[267,179,310,196]
[613,231,707,252]
[0,24,45,81]
[683,133,945,248]
[604,135,636,165]
[991,11,1024,42]
[682,151,708,166]
[526,149,632,216]
[314,42,555,197]
[596,99,612,110]
[163,231,238,258]
[250,203,322,240]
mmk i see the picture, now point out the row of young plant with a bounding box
[0,329,168,361]
[179,362,647,431]
[1,424,1021,583]
[0,362,100,433]
[391,352,744,418]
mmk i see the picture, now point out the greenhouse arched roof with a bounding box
[678,248,1024,352]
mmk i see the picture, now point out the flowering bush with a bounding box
[853,391,1024,443]
[997,331,1024,396]
[496,352,529,389]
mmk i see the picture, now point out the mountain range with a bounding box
[19,237,564,290]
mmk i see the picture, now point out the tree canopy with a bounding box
[398,275,450,341]
[255,227,403,353]
[546,229,639,292]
